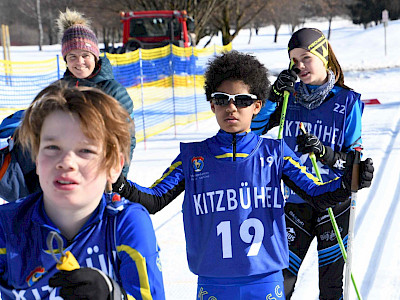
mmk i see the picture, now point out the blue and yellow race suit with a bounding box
[0,193,165,300]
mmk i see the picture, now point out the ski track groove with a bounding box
[155,210,182,232]
[360,171,400,297]
[355,110,400,234]
[357,110,400,297]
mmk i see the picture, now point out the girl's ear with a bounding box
[108,153,124,183]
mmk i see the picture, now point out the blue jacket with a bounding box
[0,142,39,202]
[0,193,165,299]
[121,130,351,278]
[0,111,40,202]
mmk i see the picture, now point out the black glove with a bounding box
[342,152,374,191]
[297,132,325,157]
[269,69,297,103]
[112,172,130,196]
[49,268,127,300]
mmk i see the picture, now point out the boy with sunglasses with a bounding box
[112,50,374,299]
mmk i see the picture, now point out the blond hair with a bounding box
[327,42,350,89]
[18,82,133,176]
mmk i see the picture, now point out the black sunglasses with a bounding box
[211,92,258,108]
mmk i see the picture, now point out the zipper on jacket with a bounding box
[231,133,237,161]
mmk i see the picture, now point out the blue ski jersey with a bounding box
[181,138,287,277]
[127,130,350,278]
[179,137,344,277]
[0,193,165,300]
[282,85,363,204]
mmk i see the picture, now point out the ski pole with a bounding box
[299,123,362,300]
[277,60,295,140]
[344,147,362,300]
[277,90,289,139]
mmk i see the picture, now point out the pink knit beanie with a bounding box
[57,9,100,60]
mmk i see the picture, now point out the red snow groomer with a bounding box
[110,10,194,53]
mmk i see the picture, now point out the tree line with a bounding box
[0,0,398,50]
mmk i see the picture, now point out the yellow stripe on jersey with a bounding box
[284,156,340,185]
[215,153,249,159]
[117,245,152,300]
[150,161,182,188]
[44,249,62,255]
[0,248,6,255]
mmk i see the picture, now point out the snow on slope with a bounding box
[2,16,400,300]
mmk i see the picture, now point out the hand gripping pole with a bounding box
[299,123,362,300]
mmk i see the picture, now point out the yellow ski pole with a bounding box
[299,122,362,300]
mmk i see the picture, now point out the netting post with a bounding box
[170,43,177,138]
[139,48,147,150]
[191,45,198,129]
[1,24,11,86]
[56,54,61,80]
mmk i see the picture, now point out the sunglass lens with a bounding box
[234,95,255,107]
[212,93,230,105]
[211,93,256,107]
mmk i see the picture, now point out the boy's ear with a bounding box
[109,153,124,183]
[210,101,216,113]
[253,100,263,115]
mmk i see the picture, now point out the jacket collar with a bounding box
[215,129,251,143]
[31,193,107,237]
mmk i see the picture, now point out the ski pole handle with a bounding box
[351,149,362,192]
[277,59,296,140]
[299,122,322,179]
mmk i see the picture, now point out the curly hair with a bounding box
[204,50,271,103]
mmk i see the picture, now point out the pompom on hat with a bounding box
[57,8,99,60]
[288,28,329,67]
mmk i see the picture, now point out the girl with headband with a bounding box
[251,28,367,300]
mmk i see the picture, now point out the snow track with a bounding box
[3,17,399,300]
[357,102,400,299]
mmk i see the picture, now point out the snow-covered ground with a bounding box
[2,17,400,299]
[133,18,400,300]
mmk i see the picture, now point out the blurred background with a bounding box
[0,0,398,49]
